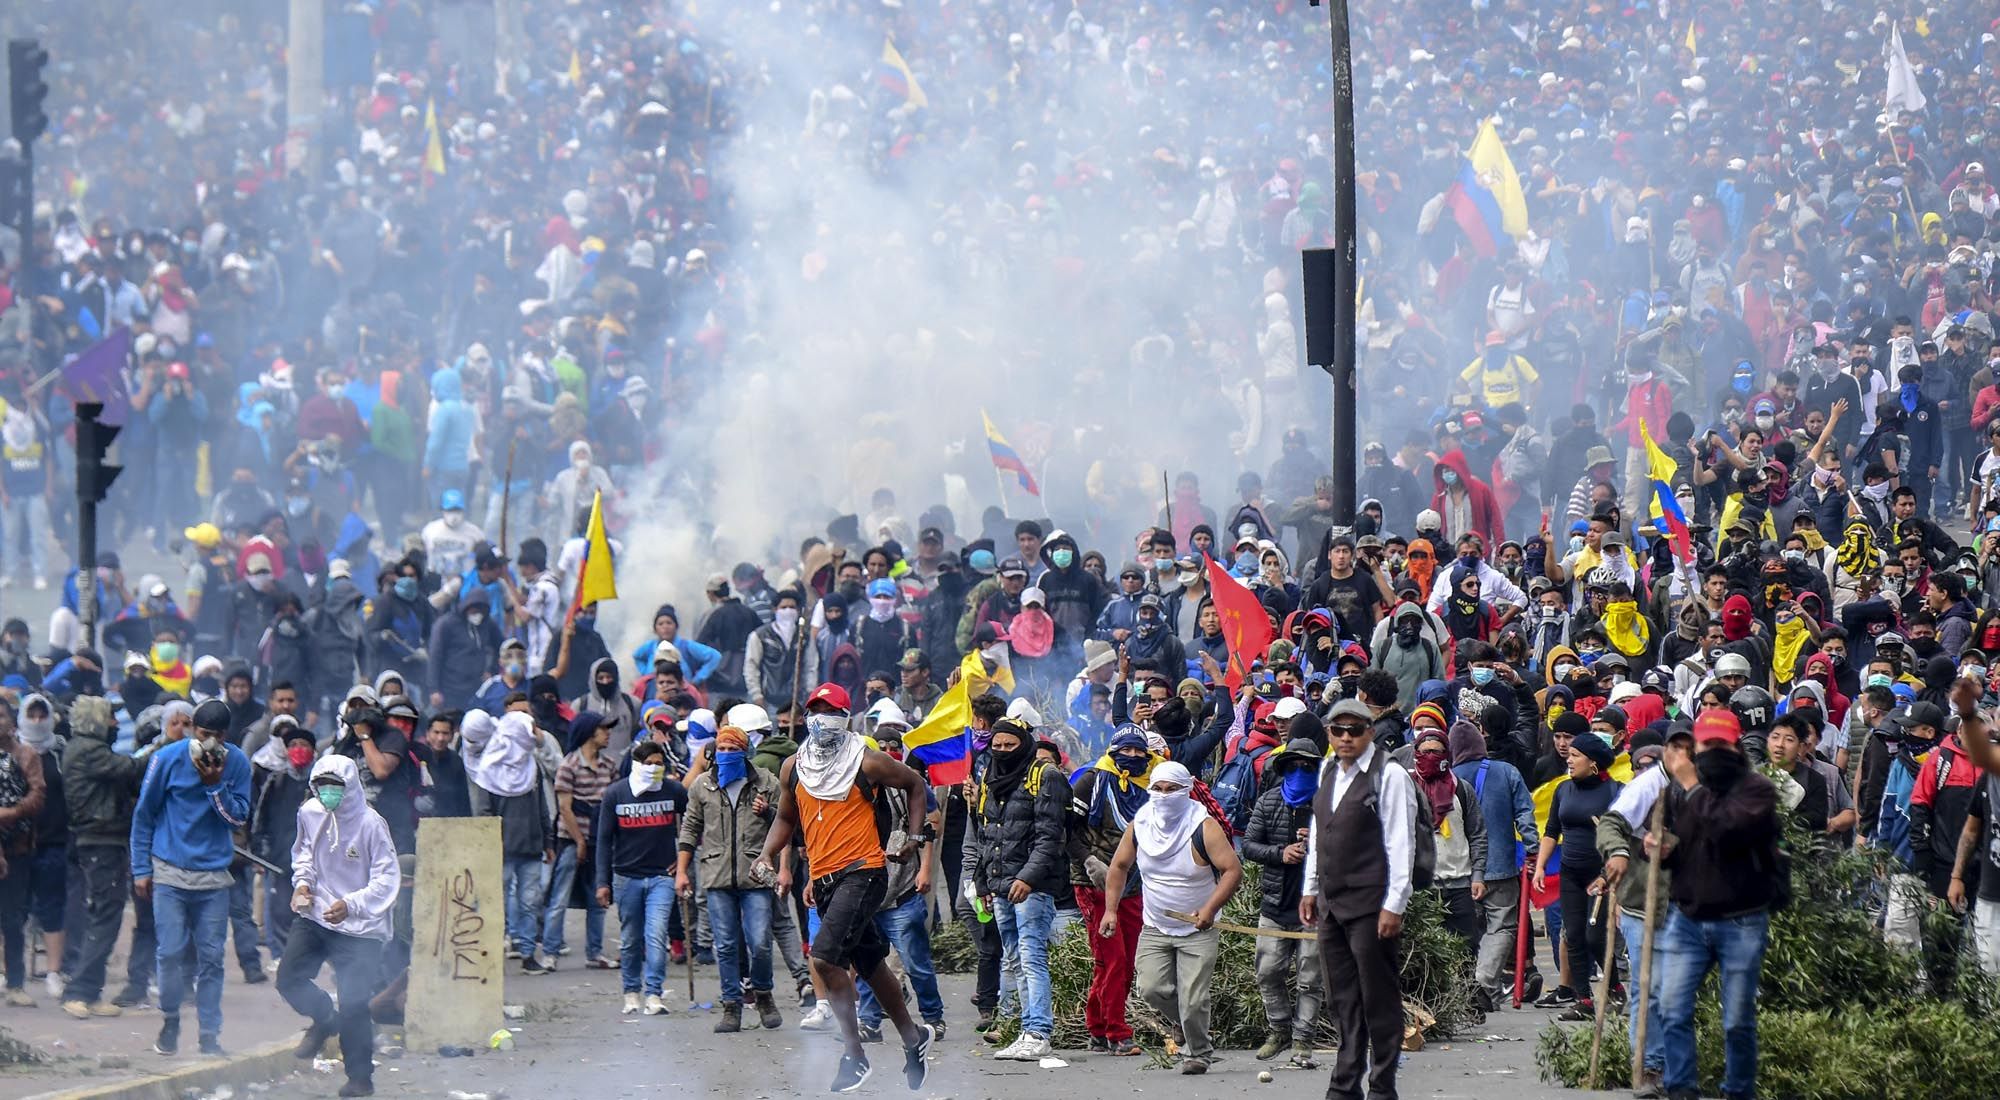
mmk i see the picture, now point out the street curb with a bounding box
[22,1038,300,1100]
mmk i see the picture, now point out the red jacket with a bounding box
[1430,449,1505,544]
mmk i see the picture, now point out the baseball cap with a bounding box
[998,556,1030,578]
[1896,701,1946,732]
[1021,586,1047,607]
[806,683,852,714]
[182,523,222,549]
[966,549,997,576]
[1693,708,1742,744]
[897,648,930,671]
[865,578,897,599]
[1271,697,1307,720]
[441,489,465,512]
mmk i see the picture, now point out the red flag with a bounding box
[1204,557,1275,694]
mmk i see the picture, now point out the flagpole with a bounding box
[993,465,1012,521]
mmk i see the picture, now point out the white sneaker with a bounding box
[799,1002,834,1031]
[996,1032,1051,1061]
[44,972,64,999]
[643,994,669,1016]
[622,992,641,1015]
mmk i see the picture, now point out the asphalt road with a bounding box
[244,959,1617,1100]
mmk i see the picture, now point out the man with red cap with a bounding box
[1654,709,1781,1100]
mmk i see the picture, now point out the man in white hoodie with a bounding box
[277,755,400,1099]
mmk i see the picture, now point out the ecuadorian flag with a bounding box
[981,410,1039,497]
[902,650,1011,786]
[1445,120,1529,258]
[1640,420,1693,564]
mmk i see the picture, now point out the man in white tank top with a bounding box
[1098,762,1242,1075]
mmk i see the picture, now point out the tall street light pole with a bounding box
[1301,0,1359,526]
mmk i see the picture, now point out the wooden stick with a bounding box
[497,437,519,557]
[1163,910,1313,940]
[682,890,697,1002]
[1587,891,1621,1090]
[1631,782,1670,1088]
[1513,865,1531,1008]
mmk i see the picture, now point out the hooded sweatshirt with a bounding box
[290,755,401,941]
[569,657,640,756]
[1429,449,1505,544]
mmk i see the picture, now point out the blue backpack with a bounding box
[1213,742,1278,833]
[1876,753,1926,867]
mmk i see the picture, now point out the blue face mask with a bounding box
[393,577,418,601]
[1235,551,1257,572]
[1578,649,1603,665]
[1051,548,1074,569]
[1900,382,1921,412]
[1732,375,1753,393]
[1440,468,1460,487]
[714,749,749,790]
[1470,666,1497,686]
[1280,764,1320,808]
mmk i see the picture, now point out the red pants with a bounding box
[1074,885,1143,1042]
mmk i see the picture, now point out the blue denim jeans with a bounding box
[616,875,673,996]
[858,891,945,1026]
[1,493,50,580]
[539,843,605,958]
[707,887,774,1000]
[1619,912,1667,1074]
[263,871,297,958]
[502,855,546,956]
[154,883,230,1040]
[1659,909,1769,1097]
[992,891,1057,1037]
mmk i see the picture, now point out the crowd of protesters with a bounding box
[0,0,1999,1096]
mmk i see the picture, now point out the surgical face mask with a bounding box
[1470,666,1496,686]
[247,571,276,594]
[1553,662,1577,681]
[503,659,525,677]
[155,642,180,665]
[774,607,800,629]
[314,784,346,811]
[287,744,315,768]
[1967,664,1988,681]
[466,610,486,627]
[1867,673,1895,689]
[394,577,419,601]
[1755,414,1775,431]
[1440,468,1460,487]
[1783,549,1804,564]
[1051,548,1074,569]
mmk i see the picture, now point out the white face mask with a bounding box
[630,763,664,795]
[774,607,800,629]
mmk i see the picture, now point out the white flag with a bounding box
[1885,25,1928,115]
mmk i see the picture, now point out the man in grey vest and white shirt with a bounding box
[1302,699,1415,1100]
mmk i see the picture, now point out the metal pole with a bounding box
[1310,0,1359,527]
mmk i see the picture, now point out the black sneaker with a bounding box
[1522,969,1545,1004]
[199,1035,227,1057]
[857,1022,883,1043]
[295,1020,336,1058]
[241,966,268,985]
[338,1080,375,1098]
[153,1017,180,1056]
[1088,1036,1109,1052]
[113,986,147,1009]
[831,1052,872,1093]
[903,1024,933,1091]
[1558,999,1596,1023]
[924,1018,946,1042]
[1535,985,1577,1009]
[522,955,554,975]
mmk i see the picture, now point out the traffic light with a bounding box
[75,404,120,504]
[9,39,49,146]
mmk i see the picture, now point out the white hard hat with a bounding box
[725,703,771,734]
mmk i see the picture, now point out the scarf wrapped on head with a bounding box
[1410,728,1458,821]
[1089,727,1158,828]
[1836,519,1880,578]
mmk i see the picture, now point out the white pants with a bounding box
[1975,899,2000,978]
[1883,873,1929,954]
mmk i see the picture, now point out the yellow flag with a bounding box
[1639,420,1677,485]
[1467,119,1530,237]
[1683,19,1697,53]
[567,47,583,86]
[422,98,446,180]
[576,491,618,609]
[881,37,929,109]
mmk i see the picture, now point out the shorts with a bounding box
[809,867,890,973]
[27,847,65,931]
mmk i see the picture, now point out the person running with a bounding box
[754,689,934,1093]
[278,755,399,1099]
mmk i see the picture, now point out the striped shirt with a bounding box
[555,749,620,806]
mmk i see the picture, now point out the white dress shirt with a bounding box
[1303,741,1415,915]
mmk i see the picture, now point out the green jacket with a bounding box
[1595,764,1675,926]
[750,735,797,778]
[371,402,417,464]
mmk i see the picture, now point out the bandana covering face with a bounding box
[1836,520,1880,578]
[1131,762,1207,859]
[795,715,864,800]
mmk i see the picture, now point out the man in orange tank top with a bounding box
[756,683,935,1094]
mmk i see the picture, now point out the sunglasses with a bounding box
[1329,723,1370,738]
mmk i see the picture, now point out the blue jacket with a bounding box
[1452,756,1539,881]
[130,738,253,878]
[631,637,722,684]
[423,368,477,475]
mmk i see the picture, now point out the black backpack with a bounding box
[1360,748,1436,891]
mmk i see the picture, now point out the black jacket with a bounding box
[1662,764,1781,919]
[1242,784,1312,924]
[967,760,1071,897]
[695,597,761,696]
[249,763,311,874]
